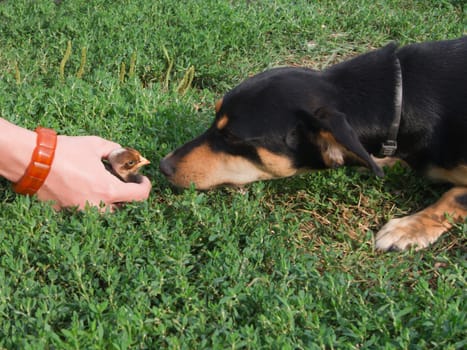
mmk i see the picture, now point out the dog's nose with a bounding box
[159,157,175,177]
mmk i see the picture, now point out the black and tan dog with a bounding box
[160,37,467,251]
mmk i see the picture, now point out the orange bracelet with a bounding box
[12,127,57,195]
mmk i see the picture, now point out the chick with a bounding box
[106,147,150,183]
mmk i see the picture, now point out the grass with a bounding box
[0,0,466,348]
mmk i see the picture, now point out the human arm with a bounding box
[0,118,151,210]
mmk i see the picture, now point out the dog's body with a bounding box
[160,37,467,251]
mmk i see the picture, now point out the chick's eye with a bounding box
[126,160,135,167]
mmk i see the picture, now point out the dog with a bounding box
[160,37,467,251]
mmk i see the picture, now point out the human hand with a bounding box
[37,135,152,211]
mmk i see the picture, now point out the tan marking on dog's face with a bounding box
[316,131,376,169]
[165,144,300,189]
[215,98,223,113]
[426,165,467,186]
[316,131,345,168]
[256,147,298,178]
[167,143,271,189]
[216,114,229,130]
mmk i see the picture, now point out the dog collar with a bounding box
[380,58,403,157]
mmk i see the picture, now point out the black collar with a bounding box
[380,58,403,157]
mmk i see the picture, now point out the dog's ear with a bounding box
[306,107,384,177]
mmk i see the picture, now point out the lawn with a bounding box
[0,0,466,348]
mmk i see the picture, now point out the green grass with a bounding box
[0,0,466,348]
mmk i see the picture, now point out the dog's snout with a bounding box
[159,157,175,177]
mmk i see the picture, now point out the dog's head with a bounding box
[160,67,383,189]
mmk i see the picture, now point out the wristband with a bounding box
[12,127,57,195]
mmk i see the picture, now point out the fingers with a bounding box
[86,136,122,158]
[95,139,152,203]
[78,199,120,213]
[100,203,118,213]
[83,176,152,209]
[110,175,152,203]
[47,135,151,211]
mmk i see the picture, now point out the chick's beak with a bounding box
[138,157,151,167]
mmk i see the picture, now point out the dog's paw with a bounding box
[375,215,446,251]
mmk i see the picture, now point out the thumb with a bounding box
[110,175,152,203]
[88,136,122,158]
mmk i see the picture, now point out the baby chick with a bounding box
[106,147,150,183]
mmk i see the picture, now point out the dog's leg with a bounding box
[376,187,467,251]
